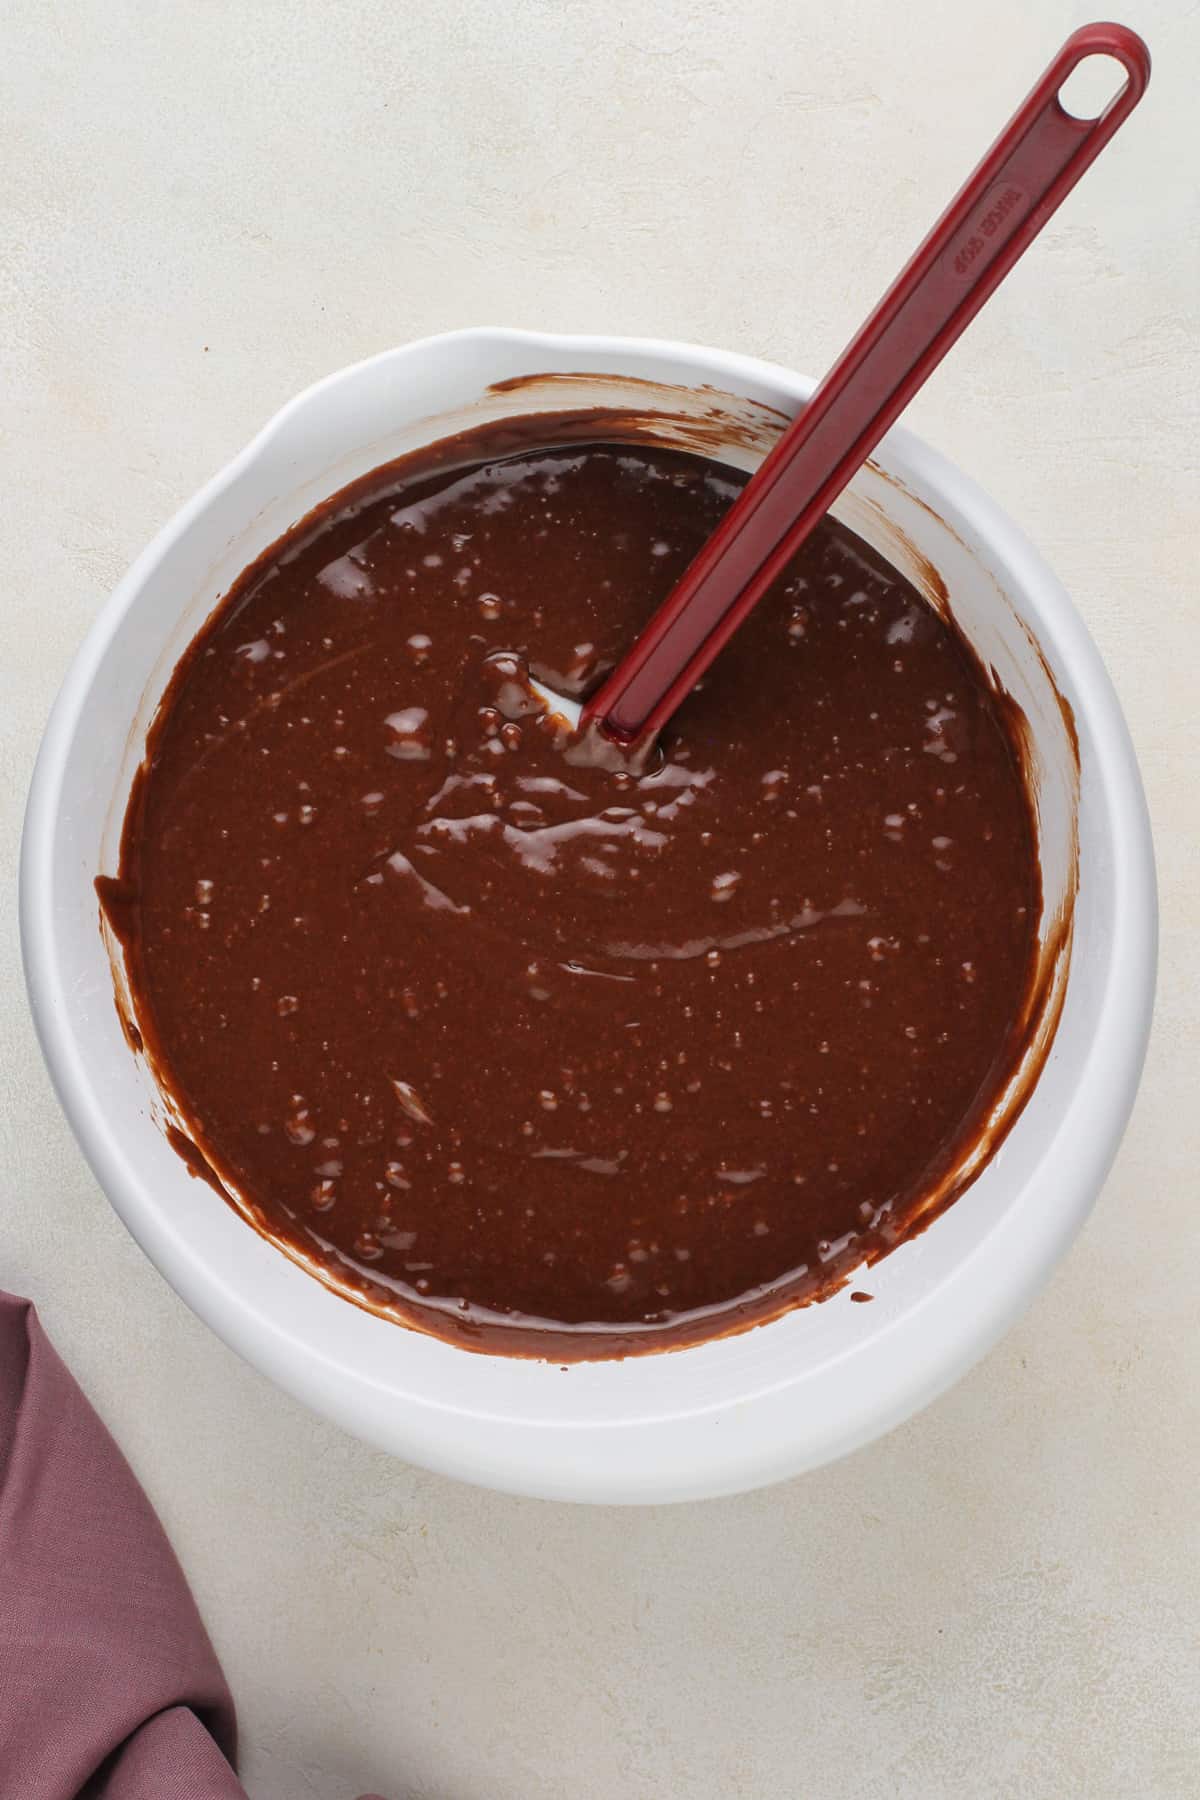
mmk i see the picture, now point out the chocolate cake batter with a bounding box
[100,421,1043,1356]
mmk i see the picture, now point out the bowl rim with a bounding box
[19,327,1158,1502]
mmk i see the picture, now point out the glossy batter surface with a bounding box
[102,431,1041,1355]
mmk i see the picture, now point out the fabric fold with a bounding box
[0,1292,239,1797]
[0,1292,388,1798]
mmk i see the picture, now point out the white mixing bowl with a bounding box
[20,330,1156,1503]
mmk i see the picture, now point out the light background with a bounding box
[2,1,1197,1794]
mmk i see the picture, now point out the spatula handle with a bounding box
[585,23,1150,745]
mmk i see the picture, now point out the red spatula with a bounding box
[572,22,1148,748]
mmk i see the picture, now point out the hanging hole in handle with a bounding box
[1057,52,1130,120]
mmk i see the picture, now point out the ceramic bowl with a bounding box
[21,330,1156,1502]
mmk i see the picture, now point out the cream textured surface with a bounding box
[3,2,1197,1794]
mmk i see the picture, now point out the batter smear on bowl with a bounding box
[99,422,1045,1357]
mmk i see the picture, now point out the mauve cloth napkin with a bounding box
[0,1292,386,1799]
